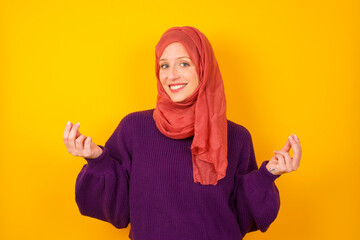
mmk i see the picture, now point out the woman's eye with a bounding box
[160,62,189,69]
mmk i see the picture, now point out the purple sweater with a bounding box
[75,109,281,240]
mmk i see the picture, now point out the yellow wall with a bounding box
[1,0,359,239]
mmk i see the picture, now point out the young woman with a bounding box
[63,26,302,240]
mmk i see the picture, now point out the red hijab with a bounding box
[153,26,227,185]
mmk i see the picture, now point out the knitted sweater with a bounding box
[75,108,281,240]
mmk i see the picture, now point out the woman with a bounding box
[63,26,302,240]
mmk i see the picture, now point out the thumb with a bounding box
[281,137,292,152]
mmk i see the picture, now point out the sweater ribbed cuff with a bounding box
[254,161,281,188]
[83,145,113,171]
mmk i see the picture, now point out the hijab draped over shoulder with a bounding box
[153,26,227,186]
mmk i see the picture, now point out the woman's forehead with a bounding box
[160,42,190,58]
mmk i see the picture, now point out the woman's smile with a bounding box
[169,83,188,92]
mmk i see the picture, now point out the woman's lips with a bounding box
[169,83,187,92]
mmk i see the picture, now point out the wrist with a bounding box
[266,162,281,176]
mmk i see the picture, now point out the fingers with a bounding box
[63,121,73,150]
[273,150,296,172]
[75,135,87,152]
[275,153,287,174]
[63,121,99,159]
[68,122,81,151]
[64,121,89,157]
[281,137,291,152]
[84,137,92,156]
[275,134,302,170]
[290,134,302,169]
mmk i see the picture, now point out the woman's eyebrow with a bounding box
[159,56,190,61]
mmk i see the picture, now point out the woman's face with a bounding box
[159,42,199,103]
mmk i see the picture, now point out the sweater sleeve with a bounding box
[75,116,132,229]
[234,131,281,236]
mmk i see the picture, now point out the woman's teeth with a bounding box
[170,84,187,90]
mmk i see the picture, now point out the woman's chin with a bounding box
[171,98,184,103]
[169,95,187,103]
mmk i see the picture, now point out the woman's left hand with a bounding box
[266,134,302,175]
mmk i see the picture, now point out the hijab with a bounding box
[153,26,227,186]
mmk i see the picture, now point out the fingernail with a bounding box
[66,121,70,125]
[76,122,80,126]
[294,134,298,139]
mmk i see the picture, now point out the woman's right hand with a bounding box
[63,121,103,159]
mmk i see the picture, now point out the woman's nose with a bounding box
[168,66,179,80]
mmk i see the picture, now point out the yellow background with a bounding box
[0,0,359,239]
